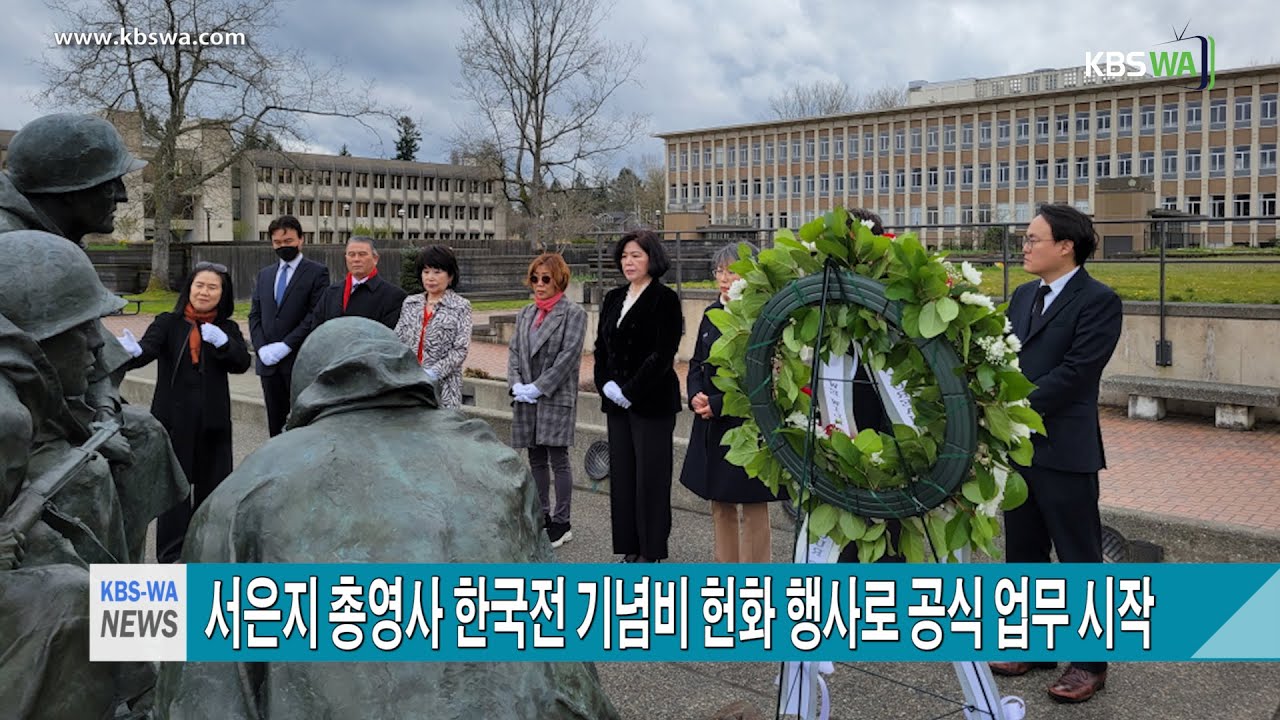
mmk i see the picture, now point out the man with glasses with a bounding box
[249,215,331,436]
[989,203,1123,704]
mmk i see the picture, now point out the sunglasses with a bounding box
[529,274,554,285]
[194,261,228,273]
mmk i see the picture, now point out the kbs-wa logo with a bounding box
[1084,24,1216,90]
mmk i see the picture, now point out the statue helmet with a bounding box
[5,113,147,194]
[0,230,124,340]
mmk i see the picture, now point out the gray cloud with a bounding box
[5,0,1276,170]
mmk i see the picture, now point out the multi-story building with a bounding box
[1,112,508,244]
[657,64,1279,251]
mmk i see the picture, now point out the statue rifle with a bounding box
[1,420,120,534]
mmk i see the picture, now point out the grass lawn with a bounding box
[975,259,1280,304]
[471,299,532,311]
[122,289,253,320]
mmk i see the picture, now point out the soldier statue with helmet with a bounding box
[0,230,158,719]
[0,113,189,563]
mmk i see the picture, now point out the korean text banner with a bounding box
[89,563,1280,663]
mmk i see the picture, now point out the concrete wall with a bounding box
[1103,302,1280,421]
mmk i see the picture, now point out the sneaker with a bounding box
[548,521,572,548]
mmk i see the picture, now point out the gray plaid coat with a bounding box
[507,299,587,448]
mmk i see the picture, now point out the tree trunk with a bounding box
[147,217,172,292]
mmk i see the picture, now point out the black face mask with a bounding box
[275,245,300,262]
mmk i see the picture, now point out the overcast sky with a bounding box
[5,0,1277,175]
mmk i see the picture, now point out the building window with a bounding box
[1187,196,1201,215]
[1261,193,1277,216]
[1139,106,1155,131]
[1162,196,1178,210]
[1016,118,1030,140]
[1139,152,1155,176]
[1055,158,1068,180]
[1096,155,1111,178]
[927,128,938,148]
[962,124,974,145]
[943,125,956,146]
[998,162,1011,184]
[355,173,369,188]
[819,174,830,193]
[962,165,974,186]
[1211,195,1225,218]
[894,131,905,151]
[834,137,845,158]
[879,133,890,152]
[1075,112,1090,134]
[802,175,813,194]
[894,170,905,189]
[927,167,938,187]
[1036,116,1049,137]
[1235,145,1251,172]
[752,143,762,164]
[373,174,387,189]
[863,172,873,191]
[1035,159,1048,182]
[944,166,955,186]
[997,120,1010,141]
[1235,96,1253,125]
[1186,104,1202,128]
[1055,115,1069,137]
[1234,194,1251,216]
[848,173,858,191]
[1076,158,1089,181]
[834,174,844,193]
[1210,99,1227,127]
[911,168,922,188]
[1162,104,1179,128]
[878,171,889,190]
[1162,150,1177,176]
[257,197,273,215]
[863,134,874,154]
[808,138,819,159]
[1186,149,1202,175]
[1209,146,1226,174]
[1263,95,1278,123]
[979,163,992,185]
[1118,108,1133,132]
[909,129,921,150]
[703,147,712,166]
[1117,153,1132,175]
[1096,111,1111,133]
[355,201,369,217]
[1260,144,1277,171]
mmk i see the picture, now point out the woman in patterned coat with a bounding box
[395,246,473,409]
[508,253,587,548]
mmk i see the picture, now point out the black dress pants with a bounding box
[260,371,291,437]
[607,411,676,561]
[1003,464,1107,673]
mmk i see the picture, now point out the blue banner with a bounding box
[90,563,1280,662]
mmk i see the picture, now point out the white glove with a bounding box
[200,323,229,348]
[257,341,291,366]
[514,392,539,404]
[117,329,142,358]
[513,382,542,400]
[603,380,631,409]
[423,367,439,383]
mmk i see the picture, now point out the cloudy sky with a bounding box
[5,0,1277,175]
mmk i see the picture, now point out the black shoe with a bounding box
[620,553,639,563]
[542,513,551,529]
[548,521,572,548]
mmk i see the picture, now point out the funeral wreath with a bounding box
[708,208,1044,563]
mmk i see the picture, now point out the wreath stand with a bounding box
[753,260,1026,720]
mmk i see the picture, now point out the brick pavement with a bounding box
[101,313,1279,535]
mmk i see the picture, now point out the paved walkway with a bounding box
[103,314,1280,535]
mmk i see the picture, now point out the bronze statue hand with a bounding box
[91,419,133,466]
[0,524,26,570]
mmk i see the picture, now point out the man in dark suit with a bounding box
[989,203,1123,703]
[249,215,330,436]
[291,235,407,342]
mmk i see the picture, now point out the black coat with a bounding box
[124,312,252,484]
[593,281,682,417]
[1006,267,1123,474]
[679,302,782,504]
[295,273,407,343]
[247,256,330,376]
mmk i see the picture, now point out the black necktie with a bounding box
[1030,285,1051,332]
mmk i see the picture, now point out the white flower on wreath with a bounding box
[727,278,747,302]
[960,261,983,286]
[869,450,884,466]
[959,291,995,311]
[799,346,814,364]
[860,218,877,230]
[942,261,959,281]
[1003,316,1014,334]
[1010,422,1032,441]
[800,239,818,253]
[786,412,809,429]
[977,465,1010,517]
[1004,333,1022,353]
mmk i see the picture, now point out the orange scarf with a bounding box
[183,303,218,365]
[343,267,379,311]
[533,291,563,328]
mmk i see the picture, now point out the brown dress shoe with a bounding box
[1048,666,1107,703]
[988,661,1057,677]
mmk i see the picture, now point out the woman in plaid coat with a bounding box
[394,246,473,409]
[508,253,588,548]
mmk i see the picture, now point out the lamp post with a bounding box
[398,207,406,239]
[204,207,212,243]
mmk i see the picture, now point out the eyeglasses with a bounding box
[1022,237,1058,248]
[529,274,554,285]
[194,261,228,273]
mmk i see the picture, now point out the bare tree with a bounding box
[457,0,648,248]
[767,79,908,120]
[768,79,858,119]
[40,0,387,290]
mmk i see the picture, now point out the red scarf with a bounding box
[342,267,379,311]
[183,303,218,365]
[416,300,435,364]
[533,291,564,328]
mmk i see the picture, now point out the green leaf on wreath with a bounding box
[862,520,888,542]
[706,308,739,335]
[1008,437,1034,466]
[722,389,751,418]
[935,296,959,322]
[798,217,825,243]
[983,404,1014,441]
[977,365,996,391]
[782,324,801,353]
[918,300,949,338]
[899,524,925,563]
[809,504,838,539]
[711,373,739,394]
[839,511,867,541]
[996,370,1036,402]
[1007,404,1046,435]
[1001,470,1028,510]
[853,428,883,455]
[830,428,856,463]
[799,308,821,342]
[945,513,971,551]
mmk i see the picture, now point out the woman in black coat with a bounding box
[117,261,251,561]
[679,243,781,563]
[594,230,683,563]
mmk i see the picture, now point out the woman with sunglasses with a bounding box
[394,245,472,408]
[115,261,251,561]
[507,253,588,548]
